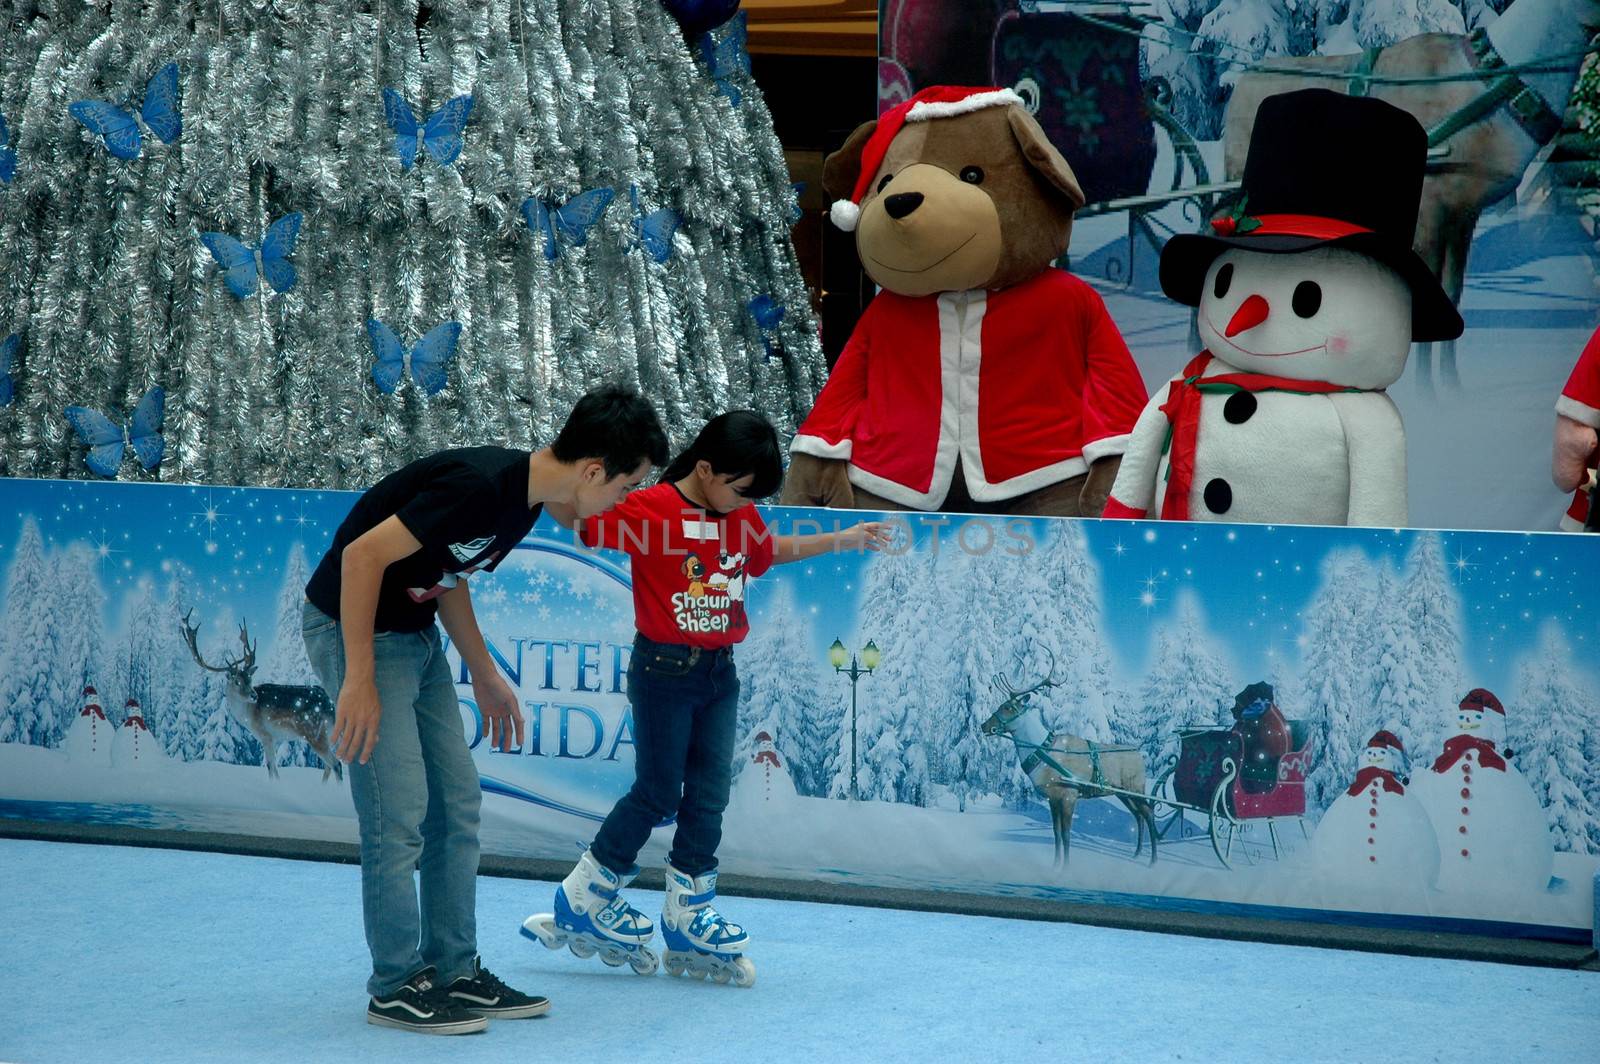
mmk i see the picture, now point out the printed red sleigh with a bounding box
[1151,719,1319,868]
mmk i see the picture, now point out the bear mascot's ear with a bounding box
[822,118,879,206]
[1007,105,1085,210]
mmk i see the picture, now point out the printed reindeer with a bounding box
[981,646,1156,867]
[181,610,343,782]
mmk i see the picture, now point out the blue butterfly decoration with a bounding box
[68,61,181,161]
[662,0,743,35]
[747,295,785,361]
[0,333,18,406]
[64,387,165,478]
[381,89,474,170]
[0,111,15,184]
[521,188,615,262]
[698,10,750,106]
[200,213,303,300]
[628,186,681,265]
[789,182,806,225]
[368,319,461,397]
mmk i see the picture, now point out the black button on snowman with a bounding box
[1104,89,1464,527]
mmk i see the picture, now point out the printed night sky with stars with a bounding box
[0,478,1594,695]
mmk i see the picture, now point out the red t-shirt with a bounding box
[580,483,776,648]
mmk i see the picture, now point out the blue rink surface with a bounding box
[1,840,1595,1064]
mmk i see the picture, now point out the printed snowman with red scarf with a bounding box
[1412,689,1554,895]
[63,684,113,767]
[1103,89,1464,525]
[1312,730,1440,889]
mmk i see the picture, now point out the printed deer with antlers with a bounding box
[181,609,343,782]
[981,644,1156,867]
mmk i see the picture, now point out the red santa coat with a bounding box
[1557,326,1600,531]
[790,270,1147,509]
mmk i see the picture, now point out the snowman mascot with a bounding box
[1103,89,1463,525]
[1312,730,1440,890]
[1413,689,1554,896]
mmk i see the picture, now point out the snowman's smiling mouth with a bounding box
[1204,309,1328,358]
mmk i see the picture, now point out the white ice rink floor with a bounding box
[1,838,1595,1064]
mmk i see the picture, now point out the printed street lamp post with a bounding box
[829,637,880,801]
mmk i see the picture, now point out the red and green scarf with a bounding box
[1157,352,1366,520]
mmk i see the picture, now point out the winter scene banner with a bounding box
[0,476,1597,941]
[879,0,1600,533]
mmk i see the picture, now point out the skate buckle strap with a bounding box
[689,907,737,941]
[682,889,717,908]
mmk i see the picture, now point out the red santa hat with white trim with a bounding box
[829,85,1023,233]
[1364,729,1404,769]
[80,685,105,719]
[1457,688,1506,744]
[1366,730,1404,754]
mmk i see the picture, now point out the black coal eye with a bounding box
[1213,262,1233,300]
[960,166,984,184]
[1292,280,1322,318]
[877,173,893,193]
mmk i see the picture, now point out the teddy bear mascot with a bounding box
[1101,89,1463,526]
[779,85,1149,516]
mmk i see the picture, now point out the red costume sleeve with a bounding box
[790,304,875,459]
[1075,286,1148,464]
[1557,325,1600,429]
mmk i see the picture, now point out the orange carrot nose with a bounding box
[1225,294,1270,337]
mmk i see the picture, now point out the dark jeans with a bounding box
[590,633,740,878]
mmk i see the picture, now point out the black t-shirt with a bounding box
[305,447,542,633]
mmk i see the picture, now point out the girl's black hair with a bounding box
[660,410,784,501]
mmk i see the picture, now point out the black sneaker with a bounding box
[447,956,551,1019]
[368,967,490,1035]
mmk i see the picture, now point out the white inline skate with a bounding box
[521,849,659,975]
[660,863,755,987]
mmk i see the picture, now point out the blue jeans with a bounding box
[590,634,740,878]
[301,601,482,997]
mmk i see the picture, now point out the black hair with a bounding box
[660,410,783,501]
[551,384,670,479]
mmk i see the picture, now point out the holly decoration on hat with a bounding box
[1211,195,1262,237]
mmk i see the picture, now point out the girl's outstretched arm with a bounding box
[772,520,892,565]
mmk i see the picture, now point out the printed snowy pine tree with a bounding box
[50,543,109,745]
[731,581,831,795]
[1298,549,1379,812]
[828,526,935,805]
[261,542,320,770]
[1512,621,1600,854]
[0,0,822,489]
[1132,590,1235,774]
[0,519,63,746]
[931,536,1039,812]
[1027,521,1116,744]
[189,612,261,767]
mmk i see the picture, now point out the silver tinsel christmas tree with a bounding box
[0,0,823,487]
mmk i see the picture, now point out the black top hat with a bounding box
[1159,89,1463,343]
